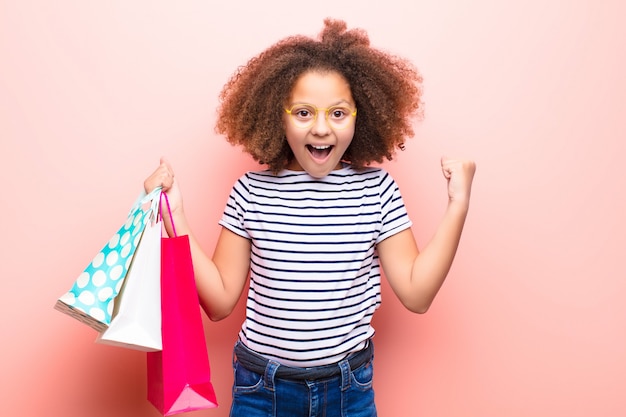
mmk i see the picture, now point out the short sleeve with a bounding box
[376,170,412,243]
[218,173,251,239]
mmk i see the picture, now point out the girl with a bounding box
[145,18,475,417]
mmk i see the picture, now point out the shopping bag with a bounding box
[55,187,162,332]
[96,202,162,351]
[147,193,217,415]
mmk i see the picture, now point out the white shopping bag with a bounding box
[96,205,162,351]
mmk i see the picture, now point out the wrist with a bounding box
[161,206,188,236]
[446,198,470,215]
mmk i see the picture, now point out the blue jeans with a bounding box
[230,343,377,417]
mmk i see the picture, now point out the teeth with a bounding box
[311,145,331,150]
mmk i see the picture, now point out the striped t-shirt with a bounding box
[218,164,412,367]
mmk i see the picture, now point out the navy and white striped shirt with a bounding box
[219,164,412,367]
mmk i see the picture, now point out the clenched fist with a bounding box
[144,157,184,217]
[441,157,476,205]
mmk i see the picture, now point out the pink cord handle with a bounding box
[160,192,177,237]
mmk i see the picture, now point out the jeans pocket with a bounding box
[350,360,374,390]
[342,360,377,417]
[233,360,264,393]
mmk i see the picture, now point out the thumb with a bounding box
[159,156,174,175]
[440,156,452,179]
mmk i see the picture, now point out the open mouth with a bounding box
[307,145,333,160]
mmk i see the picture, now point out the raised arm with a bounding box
[145,158,250,321]
[377,157,476,313]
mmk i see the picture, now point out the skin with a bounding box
[145,69,476,320]
[283,71,356,178]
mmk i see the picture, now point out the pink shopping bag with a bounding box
[147,194,217,415]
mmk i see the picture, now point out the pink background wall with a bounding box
[1,1,625,416]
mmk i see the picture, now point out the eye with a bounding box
[296,109,312,118]
[328,107,350,120]
[291,106,316,120]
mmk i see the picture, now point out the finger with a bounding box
[441,156,453,179]
[159,169,174,190]
[159,156,171,170]
[158,157,174,177]
[157,158,175,186]
[145,161,174,193]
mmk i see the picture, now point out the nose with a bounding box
[311,112,332,136]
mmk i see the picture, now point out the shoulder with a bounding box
[233,169,278,187]
[346,164,393,176]
[341,165,397,186]
[236,166,397,185]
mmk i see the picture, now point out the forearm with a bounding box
[164,210,235,320]
[409,200,469,312]
[145,160,247,320]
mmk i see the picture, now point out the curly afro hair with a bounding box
[215,18,423,173]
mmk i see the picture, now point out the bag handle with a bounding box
[160,192,177,237]
[130,186,162,217]
[128,186,162,228]
[148,187,162,222]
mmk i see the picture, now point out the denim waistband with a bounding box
[234,341,374,381]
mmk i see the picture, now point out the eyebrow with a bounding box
[288,100,354,107]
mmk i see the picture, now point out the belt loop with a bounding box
[338,358,351,391]
[264,359,281,391]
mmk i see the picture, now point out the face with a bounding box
[283,70,356,178]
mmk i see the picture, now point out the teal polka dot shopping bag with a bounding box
[54,187,162,332]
